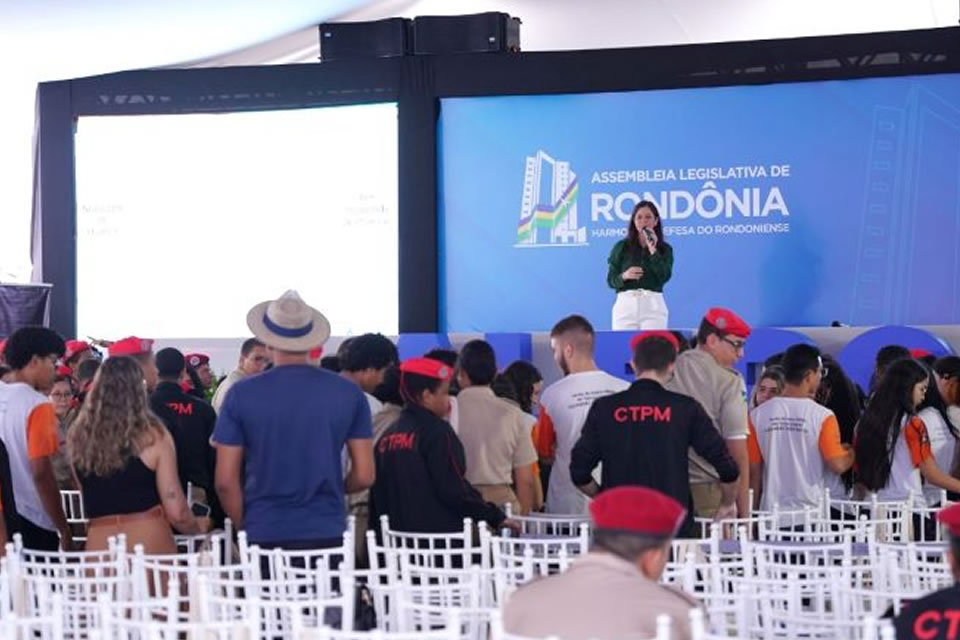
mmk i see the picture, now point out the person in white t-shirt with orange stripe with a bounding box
[748,344,854,512]
[536,315,629,515]
[0,327,75,551]
[855,358,960,501]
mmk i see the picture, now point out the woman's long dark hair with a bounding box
[854,358,929,492]
[935,356,960,406]
[918,364,959,439]
[816,354,863,491]
[625,200,669,255]
[502,361,543,415]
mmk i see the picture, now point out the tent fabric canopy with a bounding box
[2,0,958,282]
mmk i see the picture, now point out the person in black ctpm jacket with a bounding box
[149,348,223,528]
[369,357,509,535]
[895,502,960,639]
[570,331,740,538]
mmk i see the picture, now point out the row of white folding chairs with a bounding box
[364,515,592,638]
[1,589,462,640]
[1,531,359,634]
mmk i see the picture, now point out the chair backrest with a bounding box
[99,586,260,640]
[395,561,495,640]
[379,516,485,570]
[193,570,357,636]
[0,593,63,640]
[500,507,592,538]
[298,609,462,640]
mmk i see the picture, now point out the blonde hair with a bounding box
[68,356,161,476]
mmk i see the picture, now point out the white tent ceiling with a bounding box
[1,0,957,279]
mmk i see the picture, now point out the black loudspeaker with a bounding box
[412,13,521,55]
[318,18,411,61]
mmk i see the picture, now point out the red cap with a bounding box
[630,331,679,354]
[309,347,324,360]
[589,486,686,537]
[0,339,6,354]
[400,357,454,381]
[938,502,960,537]
[109,337,154,357]
[185,353,210,368]
[704,308,751,339]
[56,365,73,377]
[910,348,933,359]
[64,340,91,362]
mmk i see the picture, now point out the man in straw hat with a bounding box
[212,290,375,550]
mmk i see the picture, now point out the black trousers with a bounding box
[18,516,59,551]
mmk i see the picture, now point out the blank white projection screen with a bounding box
[75,104,399,340]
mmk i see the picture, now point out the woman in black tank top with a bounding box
[69,356,207,553]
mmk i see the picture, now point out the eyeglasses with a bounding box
[721,337,746,352]
[50,392,73,399]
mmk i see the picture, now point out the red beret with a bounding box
[910,348,933,359]
[589,486,686,537]
[56,365,73,377]
[938,502,960,537]
[630,331,679,354]
[400,357,454,381]
[64,340,91,362]
[309,347,324,360]
[185,353,210,368]
[704,308,751,339]
[109,337,154,357]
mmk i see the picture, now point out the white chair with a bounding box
[4,537,132,638]
[502,506,592,538]
[193,568,357,636]
[96,583,260,640]
[394,560,494,640]
[489,523,588,603]
[295,609,461,640]
[60,490,89,544]
[378,516,485,571]
[871,540,951,594]
[0,593,64,640]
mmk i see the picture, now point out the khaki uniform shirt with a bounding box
[504,552,700,640]
[665,349,748,485]
[456,387,537,486]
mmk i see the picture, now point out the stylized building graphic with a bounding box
[516,150,587,247]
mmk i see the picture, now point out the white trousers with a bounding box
[611,290,669,330]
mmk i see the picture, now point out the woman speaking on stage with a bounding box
[606,200,673,330]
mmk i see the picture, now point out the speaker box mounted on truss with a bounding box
[318,18,412,61]
[412,13,521,55]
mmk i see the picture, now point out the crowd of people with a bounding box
[1,288,959,638]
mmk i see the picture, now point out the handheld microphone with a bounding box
[642,227,655,244]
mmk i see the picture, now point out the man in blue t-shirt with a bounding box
[213,290,375,548]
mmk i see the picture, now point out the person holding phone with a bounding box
[606,200,673,330]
